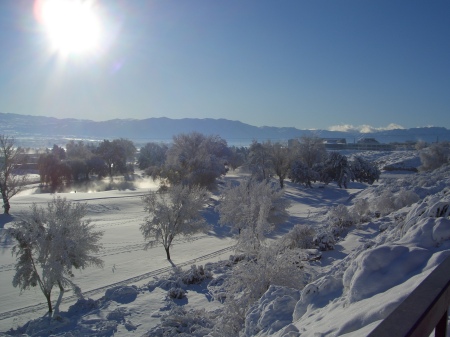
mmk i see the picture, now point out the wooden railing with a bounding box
[368,255,450,337]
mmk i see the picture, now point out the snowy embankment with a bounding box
[1,150,450,336]
[245,158,450,336]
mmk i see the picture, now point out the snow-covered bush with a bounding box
[313,230,336,251]
[372,190,396,216]
[280,224,316,249]
[244,285,301,336]
[214,244,308,336]
[168,287,186,299]
[145,307,216,337]
[419,142,450,171]
[372,188,420,216]
[394,189,420,210]
[328,204,354,228]
[350,198,370,224]
[181,264,212,285]
[149,264,212,292]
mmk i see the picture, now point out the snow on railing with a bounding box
[368,255,450,337]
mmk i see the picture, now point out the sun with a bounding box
[34,0,103,56]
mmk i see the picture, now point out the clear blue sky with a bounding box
[0,0,449,130]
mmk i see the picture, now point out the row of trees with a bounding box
[37,138,136,190]
[136,133,380,191]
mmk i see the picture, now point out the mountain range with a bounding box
[1,112,449,147]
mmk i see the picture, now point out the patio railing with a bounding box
[367,255,450,337]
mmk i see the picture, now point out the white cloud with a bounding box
[328,123,405,133]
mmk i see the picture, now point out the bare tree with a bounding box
[140,185,210,260]
[0,135,28,214]
[5,197,104,313]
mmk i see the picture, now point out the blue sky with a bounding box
[0,0,449,130]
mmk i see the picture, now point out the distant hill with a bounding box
[1,112,449,147]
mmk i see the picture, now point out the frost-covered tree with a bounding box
[227,146,249,171]
[5,197,103,313]
[140,185,210,260]
[289,160,320,188]
[294,135,327,170]
[97,138,136,177]
[268,142,292,188]
[0,135,28,214]
[162,132,230,190]
[350,156,380,185]
[320,152,353,188]
[246,140,273,181]
[419,142,450,171]
[138,142,168,170]
[217,179,290,254]
[65,140,93,161]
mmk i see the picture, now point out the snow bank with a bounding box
[246,163,450,336]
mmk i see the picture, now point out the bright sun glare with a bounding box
[34,0,103,56]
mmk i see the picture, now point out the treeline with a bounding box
[136,133,381,190]
[20,132,382,192]
[36,138,136,190]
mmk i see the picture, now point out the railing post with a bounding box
[435,308,448,337]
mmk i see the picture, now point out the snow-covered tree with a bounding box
[294,135,327,170]
[216,179,290,254]
[138,142,168,170]
[0,135,28,214]
[140,185,210,260]
[5,197,104,313]
[162,132,230,190]
[268,142,292,188]
[246,140,273,181]
[320,152,353,188]
[289,160,320,188]
[97,138,136,177]
[350,156,380,185]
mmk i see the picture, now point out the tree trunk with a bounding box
[45,292,53,313]
[279,176,284,189]
[164,246,171,260]
[1,189,9,214]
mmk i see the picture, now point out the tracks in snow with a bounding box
[0,245,234,321]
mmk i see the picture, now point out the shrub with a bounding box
[328,204,354,228]
[281,224,316,249]
[168,287,186,299]
[313,231,336,251]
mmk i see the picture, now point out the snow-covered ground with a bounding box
[1,149,450,336]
